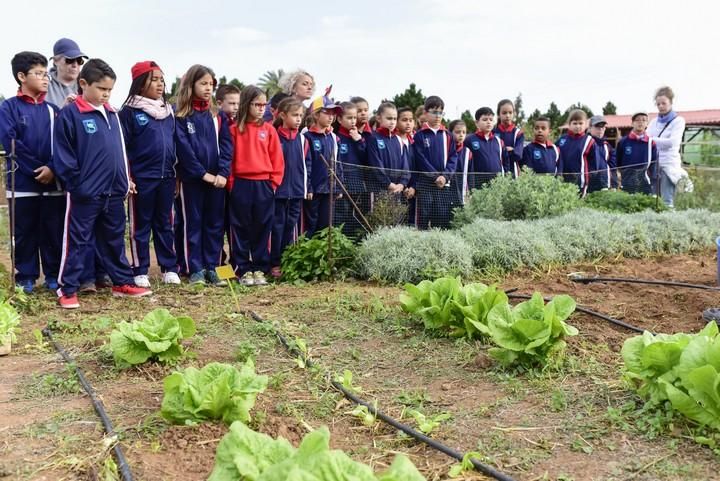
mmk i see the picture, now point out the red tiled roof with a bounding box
[604,109,720,129]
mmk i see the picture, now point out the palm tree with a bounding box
[257,69,284,97]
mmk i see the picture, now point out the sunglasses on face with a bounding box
[65,57,84,66]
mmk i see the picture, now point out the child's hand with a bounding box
[435,175,447,189]
[63,94,77,106]
[404,187,416,199]
[306,193,313,200]
[33,166,54,184]
[349,127,362,142]
[506,146,514,152]
[392,184,404,194]
[202,173,216,185]
[387,182,398,192]
[128,180,137,194]
[214,175,227,189]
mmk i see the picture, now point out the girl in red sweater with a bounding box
[228,85,284,286]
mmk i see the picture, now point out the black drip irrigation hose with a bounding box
[245,310,517,481]
[570,275,720,292]
[506,293,648,334]
[42,327,134,481]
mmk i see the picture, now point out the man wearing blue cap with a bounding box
[47,38,87,107]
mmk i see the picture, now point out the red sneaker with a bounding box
[58,293,80,309]
[112,285,153,297]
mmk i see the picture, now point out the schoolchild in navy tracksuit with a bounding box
[413,96,457,230]
[0,51,63,293]
[557,110,596,197]
[494,99,523,178]
[119,61,179,287]
[303,93,342,237]
[521,117,560,175]
[449,120,471,206]
[335,101,368,237]
[228,86,284,286]
[366,103,410,210]
[587,115,612,191]
[174,65,232,286]
[53,59,152,308]
[464,107,505,190]
[271,97,310,277]
[396,107,417,225]
[616,112,658,194]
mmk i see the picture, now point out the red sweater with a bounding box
[229,121,284,190]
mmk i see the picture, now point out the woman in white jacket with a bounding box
[647,86,686,208]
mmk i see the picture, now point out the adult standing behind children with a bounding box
[47,38,87,107]
[262,69,315,121]
[647,86,686,208]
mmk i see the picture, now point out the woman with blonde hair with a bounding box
[647,86,686,208]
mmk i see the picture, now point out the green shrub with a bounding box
[676,168,720,212]
[452,169,580,225]
[357,227,473,284]
[281,226,357,282]
[584,190,666,213]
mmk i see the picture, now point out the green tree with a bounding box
[257,69,284,97]
[392,83,426,112]
[460,110,477,133]
[514,92,526,125]
[218,76,246,91]
[545,102,562,128]
[602,101,617,115]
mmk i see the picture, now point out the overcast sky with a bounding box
[3,0,717,119]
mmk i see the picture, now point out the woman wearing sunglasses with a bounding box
[47,37,87,107]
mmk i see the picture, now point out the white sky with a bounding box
[3,0,718,119]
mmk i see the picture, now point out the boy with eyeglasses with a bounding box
[47,38,88,107]
[464,107,505,189]
[412,95,457,229]
[0,51,64,293]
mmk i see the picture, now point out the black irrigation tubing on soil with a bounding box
[42,327,135,481]
[244,310,518,481]
[570,275,720,292]
[506,293,648,334]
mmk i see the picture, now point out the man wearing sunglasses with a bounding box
[47,38,87,107]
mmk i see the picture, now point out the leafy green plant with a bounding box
[448,451,483,478]
[335,369,363,393]
[281,226,357,282]
[405,409,452,435]
[366,191,409,230]
[160,360,268,425]
[209,421,425,481]
[487,293,579,368]
[349,403,377,427]
[452,168,580,225]
[110,308,196,368]
[584,190,666,213]
[622,321,720,430]
[399,277,507,339]
[0,300,20,346]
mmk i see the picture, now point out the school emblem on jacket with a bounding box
[258,130,267,140]
[471,141,480,150]
[187,122,196,134]
[135,112,149,126]
[378,139,386,150]
[533,150,542,160]
[313,139,322,151]
[625,146,633,155]
[339,143,349,154]
[558,138,567,146]
[423,138,431,148]
[82,119,97,134]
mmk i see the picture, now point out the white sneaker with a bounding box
[133,275,151,288]
[162,272,181,285]
[240,272,255,286]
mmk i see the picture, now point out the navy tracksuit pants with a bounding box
[176,180,225,275]
[303,194,331,238]
[229,178,274,276]
[128,177,178,275]
[11,194,65,283]
[58,194,134,295]
[270,198,302,267]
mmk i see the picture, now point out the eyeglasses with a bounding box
[427,110,444,117]
[251,103,268,109]
[65,57,84,66]
[26,71,50,79]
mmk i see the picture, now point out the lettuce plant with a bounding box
[110,308,195,367]
[486,293,579,368]
[622,321,720,430]
[161,360,268,425]
[0,300,20,346]
[208,421,425,481]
